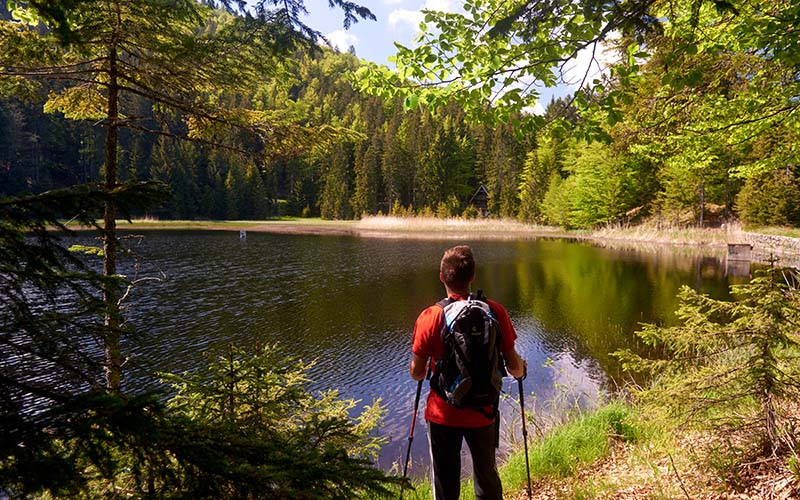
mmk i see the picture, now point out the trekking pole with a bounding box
[400,376,424,500]
[518,376,532,500]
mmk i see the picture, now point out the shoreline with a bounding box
[88,216,800,268]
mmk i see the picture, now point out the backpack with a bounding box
[430,291,505,416]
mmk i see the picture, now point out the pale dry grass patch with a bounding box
[129,215,161,223]
[592,222,747,247]
[355,216,565,238]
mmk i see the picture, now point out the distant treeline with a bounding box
[2,48,798,228]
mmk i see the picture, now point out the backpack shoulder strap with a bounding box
[436,297,453,309]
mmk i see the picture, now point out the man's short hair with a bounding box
[440,245,475,291]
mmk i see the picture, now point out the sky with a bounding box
[299,0,616,114]
[301,0,452,66]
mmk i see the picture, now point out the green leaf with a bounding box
[403,94,419,110]
[684,69,703,86]
[9,2,39,24]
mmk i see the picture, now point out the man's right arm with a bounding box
[504,348,527,380]
[490,300,527,380]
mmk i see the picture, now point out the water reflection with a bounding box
[72,230,748,475]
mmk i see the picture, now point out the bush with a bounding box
[462,205,479,219]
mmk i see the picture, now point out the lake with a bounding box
[102,230,747,475]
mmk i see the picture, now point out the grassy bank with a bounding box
[495,402,641,500]
[399,397,797,499]
[400,402,642,500]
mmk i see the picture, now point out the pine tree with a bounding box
[416,129,446,211]
[518,149,548,222]
[224,165,246,220]
[242,162,269,219]
[485,125,521,218]
[381,102,409,210]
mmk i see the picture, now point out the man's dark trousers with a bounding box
[428,421,502,500]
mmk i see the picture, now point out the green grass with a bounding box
[494,401,639,498]
[396,402,640,500]
[745,225,800,238]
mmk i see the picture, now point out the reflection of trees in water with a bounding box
[481,240,737,387]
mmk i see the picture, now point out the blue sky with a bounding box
[299,0,614,114]
[301,0,431,66]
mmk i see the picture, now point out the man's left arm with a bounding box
[409,353,428,381]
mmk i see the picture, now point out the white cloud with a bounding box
[383,0,404,4]
[424,0,456,11]
[326,29,358,52]
[388,0,459,30]
[562,34,621,90]
[388,9,424,29]
[521,102,546,116]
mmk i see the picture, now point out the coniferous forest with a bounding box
[0,41,537,222]
[3,1,798,229]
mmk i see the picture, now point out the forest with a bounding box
[2,0,799,229]
[2,0,800,498]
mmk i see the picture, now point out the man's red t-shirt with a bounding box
[412,294,517,428]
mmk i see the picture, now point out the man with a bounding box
[410,245,526,500]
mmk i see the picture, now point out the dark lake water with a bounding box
[96,230,749,475]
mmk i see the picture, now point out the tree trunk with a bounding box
[103,10,121,392]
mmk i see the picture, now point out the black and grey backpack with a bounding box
[430,290,505,417]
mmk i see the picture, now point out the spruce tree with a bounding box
[616,267,800,457]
